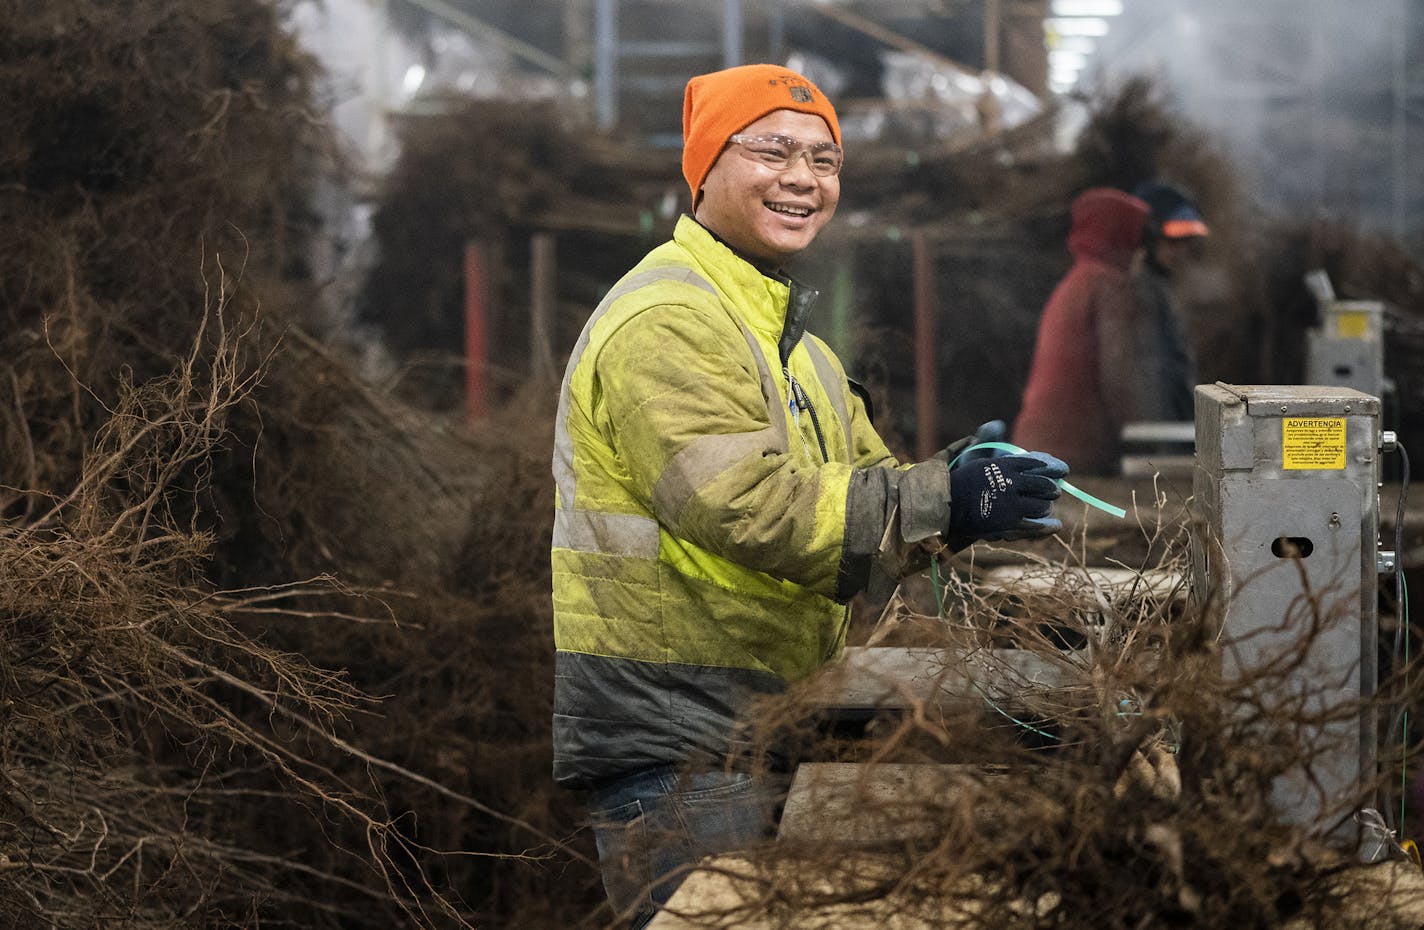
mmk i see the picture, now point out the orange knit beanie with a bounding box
[681,64,841,205]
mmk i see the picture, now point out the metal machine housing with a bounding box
[1192,383,1380,845]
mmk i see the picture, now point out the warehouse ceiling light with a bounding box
[1044,1,1119,94]
[401,64,426,99]
[1045,16,1111,36]
[1051,35,1098,54]
[1050,68,1084,91]
[1050,0,1122,16]
[1049,49,1089,70]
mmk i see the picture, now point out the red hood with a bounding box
[1067,187,1149,269]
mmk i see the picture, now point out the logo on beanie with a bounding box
[765,75,815,103]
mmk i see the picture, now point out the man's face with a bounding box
[1154,235,1206,274]
[694,109,840,267]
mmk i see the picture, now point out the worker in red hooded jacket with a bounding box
[1012,187,1151,474]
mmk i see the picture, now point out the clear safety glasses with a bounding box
[727,133,844,177]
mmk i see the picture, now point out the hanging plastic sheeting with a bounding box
[842,50,1044,145]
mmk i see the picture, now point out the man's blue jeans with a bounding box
[586,767,787,929]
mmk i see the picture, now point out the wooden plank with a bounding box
[798,646,1070,713]
[645,853,965,930]
[646,851,1424,930]
[977,565,1186,601]
[778,762,1010,843]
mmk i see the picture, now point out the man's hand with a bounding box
[947,451,1068,549]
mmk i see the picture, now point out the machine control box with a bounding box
[1192,383,1380,847]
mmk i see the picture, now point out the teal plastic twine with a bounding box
[951,441,1128,519]
[930,443,1128,616]
[974,682,1060,742]
[928,444,1130,744]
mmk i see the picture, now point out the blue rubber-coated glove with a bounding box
[952,419,1010,467]
[947,451,1068,549]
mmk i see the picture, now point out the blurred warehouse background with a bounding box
[291,0,1424,250]
[277,0,1424,456]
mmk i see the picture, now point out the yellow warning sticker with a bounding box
[1332,311,1372,340]
[1282,418,1346,470]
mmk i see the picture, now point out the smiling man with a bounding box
[693,107,839,263]
[551,64,1068,928]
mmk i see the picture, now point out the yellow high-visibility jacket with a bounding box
[552,217,947,787]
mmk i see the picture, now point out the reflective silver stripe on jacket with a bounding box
[551,509,660,558]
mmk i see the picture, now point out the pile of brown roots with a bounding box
[1,2,599,927]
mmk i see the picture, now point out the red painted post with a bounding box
[463,241,489,424]
[912,233,937,460]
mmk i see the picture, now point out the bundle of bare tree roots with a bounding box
[1,2,601,927]
[647,509,1424,930]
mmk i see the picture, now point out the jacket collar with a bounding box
[674,215,819,366]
